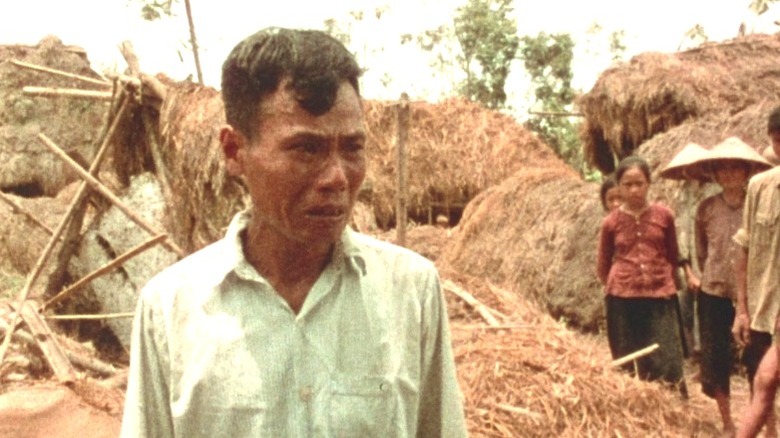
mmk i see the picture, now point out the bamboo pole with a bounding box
[183,0,204,85]
[609,343,659,368]
[22,86,113,100]
[42,234,167,310]
[43,312,135,321]
[37,134,186,257]
[442,279,501,327]
[0,321,117,377]
[395,92,410,247]
[0,191,54,235]
[0,96,130,368]
[11,59,111,87]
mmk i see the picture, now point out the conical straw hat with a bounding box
[687,136,772,182]
[659,142,709,180]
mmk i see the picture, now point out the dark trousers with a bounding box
[697,291,735,398]
[742,329,773,393]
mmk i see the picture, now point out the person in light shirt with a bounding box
[119,27,467,438]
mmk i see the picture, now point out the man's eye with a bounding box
[344,142,365,153]
[296,143,320,154]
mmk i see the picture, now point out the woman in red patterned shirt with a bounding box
[597,155,688,398]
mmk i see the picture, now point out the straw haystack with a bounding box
[0,37,108,196]
[439,159,606,331]
[362,98,554,227]
[443,273,719,437]
[154,83,554,252]
[578,32,780,173]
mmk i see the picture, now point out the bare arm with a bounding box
[732,247,751,347]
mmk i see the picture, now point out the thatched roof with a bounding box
[578,32,780,173]
[155,84,554,252]
[363,98,554,227]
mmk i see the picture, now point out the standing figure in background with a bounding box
[689,137,770,437]
[599,175,622,213]
[597,155,688,398]
[734,106,780,438]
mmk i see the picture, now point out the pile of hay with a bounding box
[578,32,780,173]
[439,161,606,331]
[444,273,719,437]
[363,98,554,227]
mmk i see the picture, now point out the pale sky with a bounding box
[3,0,779,117]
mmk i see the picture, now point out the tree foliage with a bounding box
[519,33,594,178]
[453,0,519,109]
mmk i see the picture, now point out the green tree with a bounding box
[453,0,519,109]
[520,33,594,178]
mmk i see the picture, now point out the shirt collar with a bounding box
[217,210,368,283]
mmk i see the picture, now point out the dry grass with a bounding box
[443,272,720,437]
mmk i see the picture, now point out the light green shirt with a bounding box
[733,166,780,334]
[120,211,467,438]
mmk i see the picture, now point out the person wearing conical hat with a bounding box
[681,136,772,437]
[734,105,780,438]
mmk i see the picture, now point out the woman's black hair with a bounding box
[615,155,651,184]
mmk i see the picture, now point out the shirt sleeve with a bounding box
[596,216,614,285]
[120,288,174,438]
[416,270,468,438]
[733,181,755,248]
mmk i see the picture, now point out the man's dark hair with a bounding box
[221,28,362,137]
[768,105,780,134]
[615,155,651,184]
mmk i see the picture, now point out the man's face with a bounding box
[224,81,366,250]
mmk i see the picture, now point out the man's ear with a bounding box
[221,125,245,177]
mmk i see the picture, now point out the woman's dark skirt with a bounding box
[605,294,686,394]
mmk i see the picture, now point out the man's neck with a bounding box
[242,223,335,313]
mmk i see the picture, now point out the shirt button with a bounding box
[299,386,313,402]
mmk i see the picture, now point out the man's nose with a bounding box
[317,153,348,191]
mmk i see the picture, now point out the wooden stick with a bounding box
[0,321,117,377]
[184,0,204,85]
[43,312,135,321]
[18,301,76,383]
[442,279,501,327]
[0,191,55,235]
[495,402,544,420]
[609,343,660,368]
[395,93,410,247]
[37,134,186,257]
[0,96,130,368]
[10,59,111,87]
[23,86,113,100]
[42,234,168,310]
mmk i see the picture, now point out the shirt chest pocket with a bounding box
[328,374,396,438]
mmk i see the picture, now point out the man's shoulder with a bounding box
[142,238,233,298]
[347,230,436,271]
[748,166,780,190]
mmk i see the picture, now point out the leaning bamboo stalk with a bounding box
[0,96,130,368]
[0,321,117,377]
[11,59,111,87]
[442,279,501,327]
[23,86,113,100]
[42,233,167,310]
[0,191,55,235]
[43,312,135,321]
[609,343,659,368]
[37,133,186,258]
